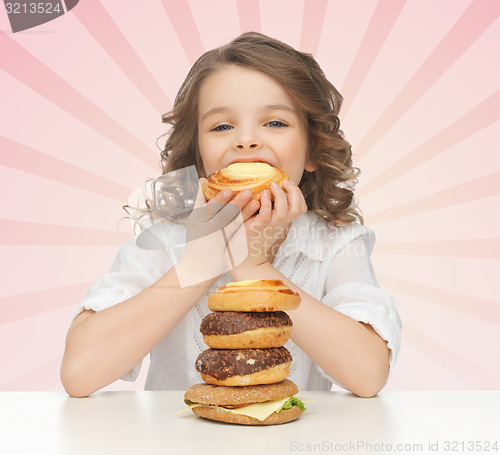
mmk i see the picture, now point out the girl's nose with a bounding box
[234,128,261,151]
[235,142,259,150]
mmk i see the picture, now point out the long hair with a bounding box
[160,32,362,226]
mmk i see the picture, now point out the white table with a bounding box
[0,391,498,455]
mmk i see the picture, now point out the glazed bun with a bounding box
[195,347,292,386]
[208,279,301,312]
[200,311,292,349]
[202,162,288,201]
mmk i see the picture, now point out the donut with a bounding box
[208,279,301,312]
[195,347,292,386]
[202,162,288,201]
[200,311,292,349]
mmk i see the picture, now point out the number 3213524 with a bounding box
[5,3,62,14]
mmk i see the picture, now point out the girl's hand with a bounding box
[234,179,307,271]
[175,179,259,287]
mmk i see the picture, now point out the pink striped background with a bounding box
[1,0,499,391]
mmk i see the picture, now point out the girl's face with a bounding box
[197,65,314,183]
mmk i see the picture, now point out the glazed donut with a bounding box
[195,347,292,386]
[208,279,301,312]
[200,311,292,349]
[202,162,288,201]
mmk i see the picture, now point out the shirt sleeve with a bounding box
[318,228,402,390]
[73,238,172,381]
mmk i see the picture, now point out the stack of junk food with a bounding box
[182,279,307,425]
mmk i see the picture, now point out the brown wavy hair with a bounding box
[160,32,362,226]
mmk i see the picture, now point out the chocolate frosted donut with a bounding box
[200,311,292,349]
[196,347,292,386]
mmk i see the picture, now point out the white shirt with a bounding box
[75,211,402,391]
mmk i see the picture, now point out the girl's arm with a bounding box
[60,266,214,398]
[230,262,390,398]
[231,180,390,397]
[61,187,258,398]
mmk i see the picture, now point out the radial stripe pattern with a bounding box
[237,0,261,33]
[0,0,498,391]
[352,0,500,159]
[341,0,407,115]
[0,33,158,169]
[358,90,500,197]
[72,0,172,113]
[0,136,132,200]
[299,0,328,55]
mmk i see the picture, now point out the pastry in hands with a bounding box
[195,347,292,386]
[200,311,293,349]
[208,279,301,312]
[202,162,288,201]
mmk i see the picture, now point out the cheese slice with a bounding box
[178,397,289,421]
[229,397,289,420]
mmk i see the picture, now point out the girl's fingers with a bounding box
[223,197,258,240]
[206,188,234,214]
[255,190,272,226]
[221,195,259,239]
[211,189,253,226]
[283,179,307,217]
[240,198,261,221]
[270,182,288,219]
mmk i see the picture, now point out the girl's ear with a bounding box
[305,160,317,172]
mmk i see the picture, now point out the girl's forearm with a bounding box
[60,264,215,398]
[230,262,390,397]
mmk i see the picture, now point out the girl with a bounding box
[61,32,401,398]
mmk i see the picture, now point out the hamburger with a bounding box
[183,379,306,425]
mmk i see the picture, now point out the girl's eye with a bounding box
[265,120,287,128]
[211,124,233,132]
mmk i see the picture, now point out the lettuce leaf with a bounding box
[279,396,306,412]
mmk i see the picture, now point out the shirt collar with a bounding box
[275,212,325,262]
